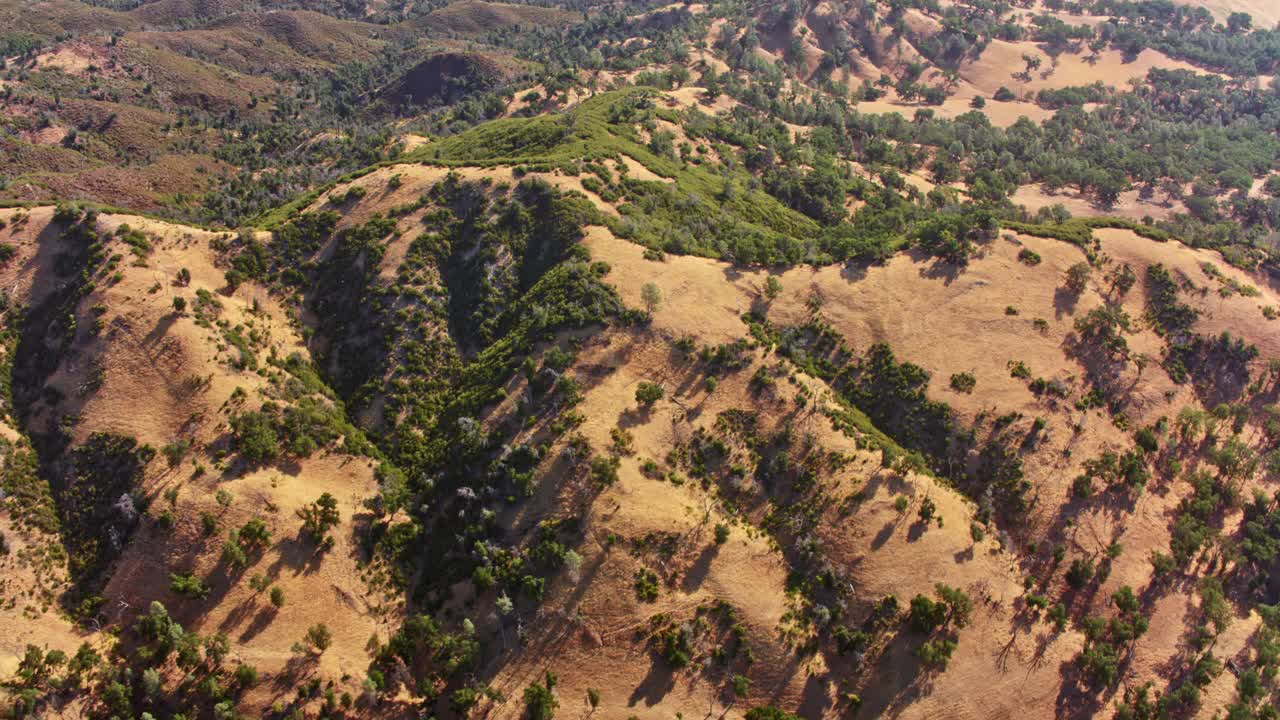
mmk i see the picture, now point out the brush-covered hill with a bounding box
[1,79,1280,719]
[0,0,583,219]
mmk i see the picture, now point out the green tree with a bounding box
[1065,262,1091,293]
[297,492,340,545]
[169,572,210,600]
[635,382,664,407]
[524,671,559,720]
[764,276,782,300]
[230,411,280,464]
[302,623,332,654]
[641,282,662,314]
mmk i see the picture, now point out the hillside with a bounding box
[2,1,1280,719]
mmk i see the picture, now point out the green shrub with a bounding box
[634,568,659,602]
[635,381,664,406]
[169,572,209,599]
[523,672,558,720]
[949,372,976,393]
[229,411,279,465]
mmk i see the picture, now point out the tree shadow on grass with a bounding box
[1053,286,1080,320]
[627,659,678,709]
[679,544,719,593]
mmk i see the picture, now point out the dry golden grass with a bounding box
[575,218,1280,718]
[1173,0,1280,26]
[962,40,1222,98]
[3,141,1279,715]
[0,208,396,715]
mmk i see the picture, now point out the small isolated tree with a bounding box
[233,663,258,690]
[172,296,186,314]
[297,492,340,547]
[170,572,209,600]
[238,518,271,552]
[917,497,938,525]
[641,282,662,314]
[908,594,947,633]
[949,372,976,394]
[524,671,559,720]
[763,276,782,300]
[935,583,973,627]
[1065,262,1091,294]
[221,535,248,569]
[269,586,285,609]
[301,623,331,655]
[563,550,583,583]
[635,382,664,407]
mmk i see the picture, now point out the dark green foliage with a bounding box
[1082,2,1280,76]
[523,671,558,720]
[745,707,801,720]
[1074,305,1132,361]
[763,159,849,225]
[169,572,210,600]
[1148,268,1258,386]
[913,208,998,265]
[635,381,664,406]
[836,343,955,471]
[302,623,332,654]
[908,584,972,633]
[229,410,279,465]
[230,396,373,467]
[55,433,154,595]
[375,614,478,687]
[1146,264,1199,338]
[917,638,958,670]
[908,593,948,633]
[714,523,730,544]
[0,443,60,537]
[297,492,341,545]
[655,622,692,668]
[1076,585,1150,687]
[634,568,659,602]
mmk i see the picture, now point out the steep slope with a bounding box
[0,205,396,718]
[408,0,581,36]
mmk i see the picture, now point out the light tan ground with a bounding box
[0,208,396,714]
[1173,0,1280,26]
[580,218,1280,717]
[963,41,1223,98]
[1013,184,1182,222]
